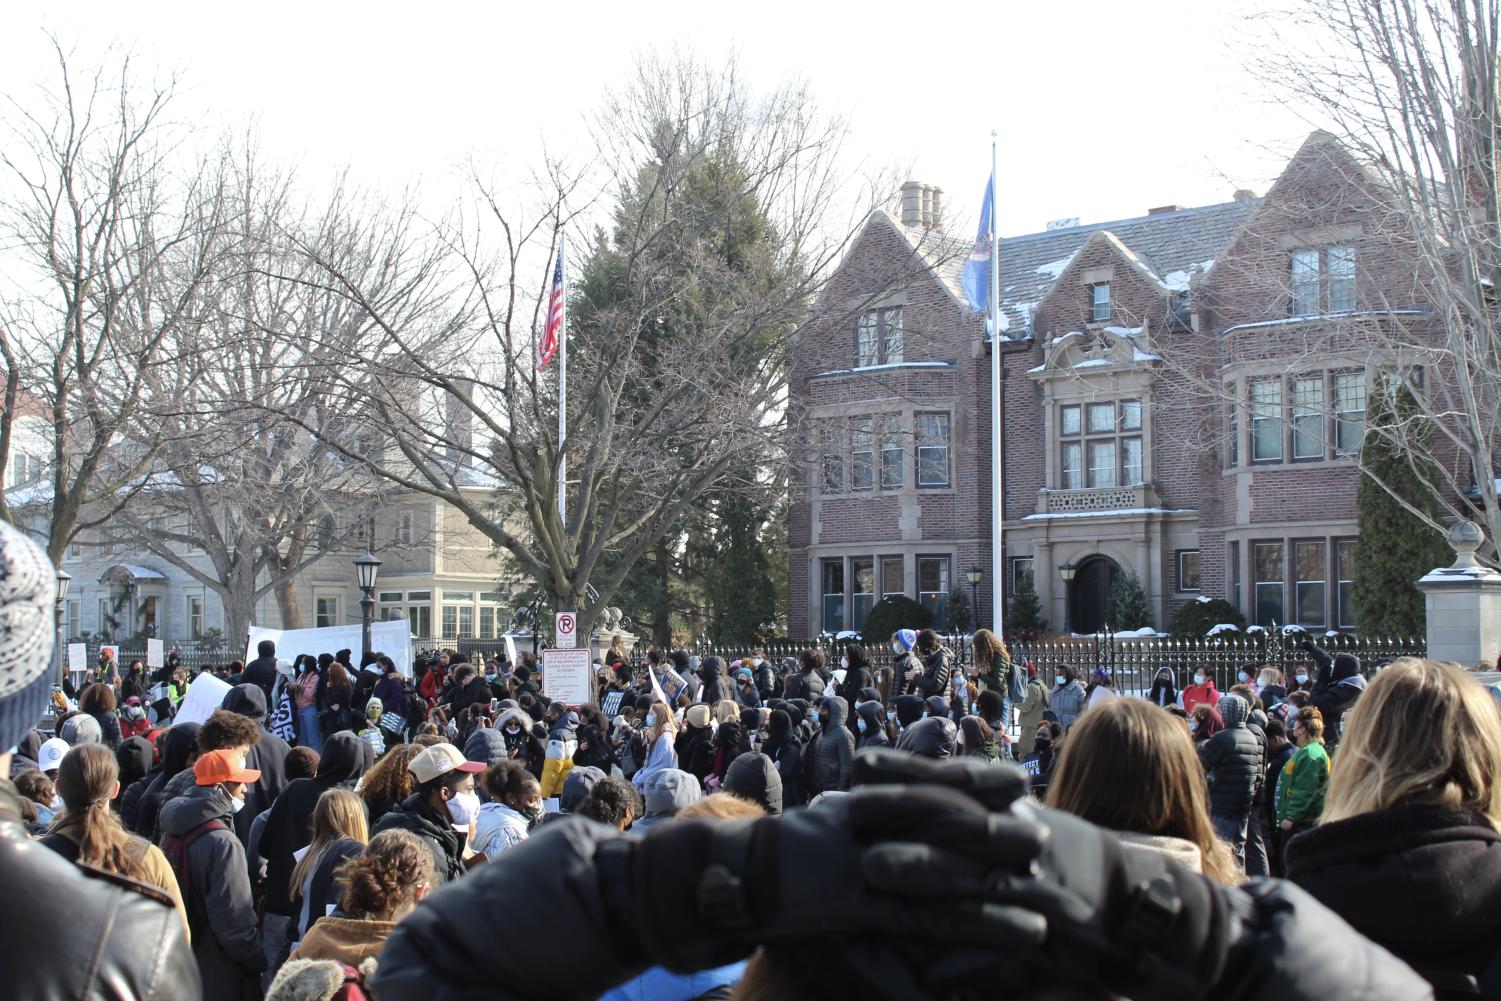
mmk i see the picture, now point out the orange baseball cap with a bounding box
[194,749,262,786]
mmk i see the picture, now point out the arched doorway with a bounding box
[1069,556,1122,634]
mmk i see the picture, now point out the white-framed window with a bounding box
[408,602,432,639]
[880,417,904,490]
[915,412,950,487]
[856,307,903,367]
[1336,539,1357,629]
[1010,556,1035,597]
[822,560,845,633]
[851,557,875,630]
[1291,375,1325,459]
[1254,542,1284,627]
[1177,550,1201,592]
[1059,400,1143,488]
[1294,540,1327,627]
[880,555,905,599]
[66,599,80,639]
[1290,249,1320,314]
[850,419,875,491]
[186,596,204,639]
[1250,379,1283,461]
[1333,371,1366,454]
[479,606,498,639]
[315,596,339,629]
[917,557,950,620]
[1090,283,1111,322]
[1328,246,1356,311]
[1290,245,1356,314]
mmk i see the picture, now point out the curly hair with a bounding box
[481,759,537,805]
[196,709,262,753]
[359,743,422,810]
[337,829,433,918]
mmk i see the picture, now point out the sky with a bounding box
[1,0,1317,241]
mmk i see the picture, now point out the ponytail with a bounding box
[56,744,149,882]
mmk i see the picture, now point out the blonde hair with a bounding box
[1324,658,1501,826]
[650,701,678,743]
[1257,666,1282,688]
[289,788,370,903]
[680,793,765,821]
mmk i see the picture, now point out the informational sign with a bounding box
[172,671,234,727]
[554,612,577,650]
[542,647,592,706]
[245,620,415,677]
[146,638,165,668]
[67,643,87,675]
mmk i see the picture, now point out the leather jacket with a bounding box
[0,778,200,1000]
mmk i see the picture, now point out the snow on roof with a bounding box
[812,361,955,378]
[1221,309,1427,335]
[1162,259,1216,292]
[1021,507,1196,520]
[1206,623,1241,636]
[109,563,166,581]
[1035,254,1077,280]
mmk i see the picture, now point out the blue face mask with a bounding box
[856,718,867,733]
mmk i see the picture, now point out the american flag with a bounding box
[537,234,565,368]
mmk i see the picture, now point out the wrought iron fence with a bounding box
[68,637,234,672]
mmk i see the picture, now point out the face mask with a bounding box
[505,725,521,736]
[645,713,658,728]
[485,674,497,683]
[921,710,929,719]
[856,718,867,733]
[892,643,903,655]
[447,790,481,828]
[1188,723,1198,735]
[1295,673,1309,685]
[840,657,849,670]
[1287,706,1301,721]
[227,791,247,814]
[1237,671,1250,683]
[1054,676,1066,687]
[970,703,978,715]
[1035,735,1051,747]
[1194,674,1207,685]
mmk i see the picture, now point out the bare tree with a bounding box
[275,56,917,637]
[0,40,229,562]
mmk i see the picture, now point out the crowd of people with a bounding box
[0,516,1496,999]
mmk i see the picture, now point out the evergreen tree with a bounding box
[1006,586,1048,641]
[702,493,778,645]
[1353,379,1452,637]
[941,587,973,633]
[1106,572,1154,630]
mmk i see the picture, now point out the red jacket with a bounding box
[1182,680,1220,715]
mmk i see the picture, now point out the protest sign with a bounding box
[542,647,592,706]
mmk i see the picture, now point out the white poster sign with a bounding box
[554,612,577,650]
[67,643,87,674]
[244,620,415,677]
[146,638,165,668]
[172,671,234,727]
[542,647,592,706]
[502,634,519,667]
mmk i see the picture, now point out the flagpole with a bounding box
[557,232,567,526]
[989,135,1005,639]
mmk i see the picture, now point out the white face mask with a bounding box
[1287,706,1301,721]
[856,718,867,733]
[1054,675,1066,687]
[840,657,849,670]
[1194,674,1207,685]
[447,790,481,828]
[892,643,903,655]
[645,713,657,728]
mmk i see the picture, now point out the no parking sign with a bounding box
[555,612,577,649]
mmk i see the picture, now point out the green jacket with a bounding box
[1275,739,1330,824]
[977,652,1007,695]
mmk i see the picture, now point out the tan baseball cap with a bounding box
[407,742,486,784]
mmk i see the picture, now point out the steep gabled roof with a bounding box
[883,199,1257,338]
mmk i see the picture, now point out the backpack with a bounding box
[159,818,227,901]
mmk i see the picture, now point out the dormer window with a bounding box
[1090,282,1111,322]
[856,307,903,367]
[1290,246,1356,314]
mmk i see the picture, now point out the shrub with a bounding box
[1169,597,1246,639]
[861,595,933,642]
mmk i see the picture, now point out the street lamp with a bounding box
[353,551,382,658]
[1057,562,1076,635]
[965,565,983,632]
[54,568,71,682]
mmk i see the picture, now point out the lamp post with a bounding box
[54,568,71,682]
[1057,562,1076,635]
[353,551,382,659]
[965,565,983,633]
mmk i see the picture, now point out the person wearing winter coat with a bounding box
[762,709,805,808]
[1259,719,1296,876]
[782,649,827,704]
[807,696,855,795]
[674,704,716,784]
[632,768,702,834]
[855,700,891,751]
[220,683,292,846]
[722,752,783,815]
[905,631,953,699]
[133,722,200,838]
[1276,707,1331,835]
[1020,721,1063,799]
[707,714,744,790]
[894,715,957,759]
[496,708,545,778]
[1017,666,1050,756]
[1257,667,1288,709]
[157,751,267,1001]
[1085,668,1119,711]
[630,703,680,793]
[1198,693,1264,866]
[471,759,540,859]
[241,640,280,707]
[754,657,785,702]
[698,657,731,707]
[441,665,491,717]
[1147,667,1178,709]
[834,645,873,727]
[1305,642,1366,754]
[732,667,763,709]
[371,743,485,885]
[1049,667,1087,730]
[1182,668,1221,715]
[958,716,1003,764]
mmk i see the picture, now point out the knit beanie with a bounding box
[0,522,56,753]
[896,629,918,651]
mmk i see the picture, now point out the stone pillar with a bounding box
[1415,521,1501,668]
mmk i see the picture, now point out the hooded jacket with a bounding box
[1018,678,1050,756]
[698,658,730,707]
[855,701,890,750]
[115,736,155,821]
[723,752,783,815]
[373,791,467,884]
[464,727,509,766]
[1049,678,1087,729]
[1286,804,1501,997]
[907,647,953,699]
[1198,694,1264,818]
[1308,647,1367,752]
[761,710,804,808]
[220,683,292,844]
[1147,667,1178,708]
[808,697,855,794]
[260,732,370,916]
[675,718,716,783]
[496,708,545,776]
[134,722,200,839]
[633,768,703,834]
[893,694,926,730]
[895,716,957,759]
[473,800,533,858]
[158,784,264,1000]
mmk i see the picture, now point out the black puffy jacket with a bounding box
[0,780,200,1000]
[808,697,855,794]
[907,648,953,698]
[782,668,826,704]
[1198,696,1263,818]
[373,792,468,884]
[1308,646,1367,753]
